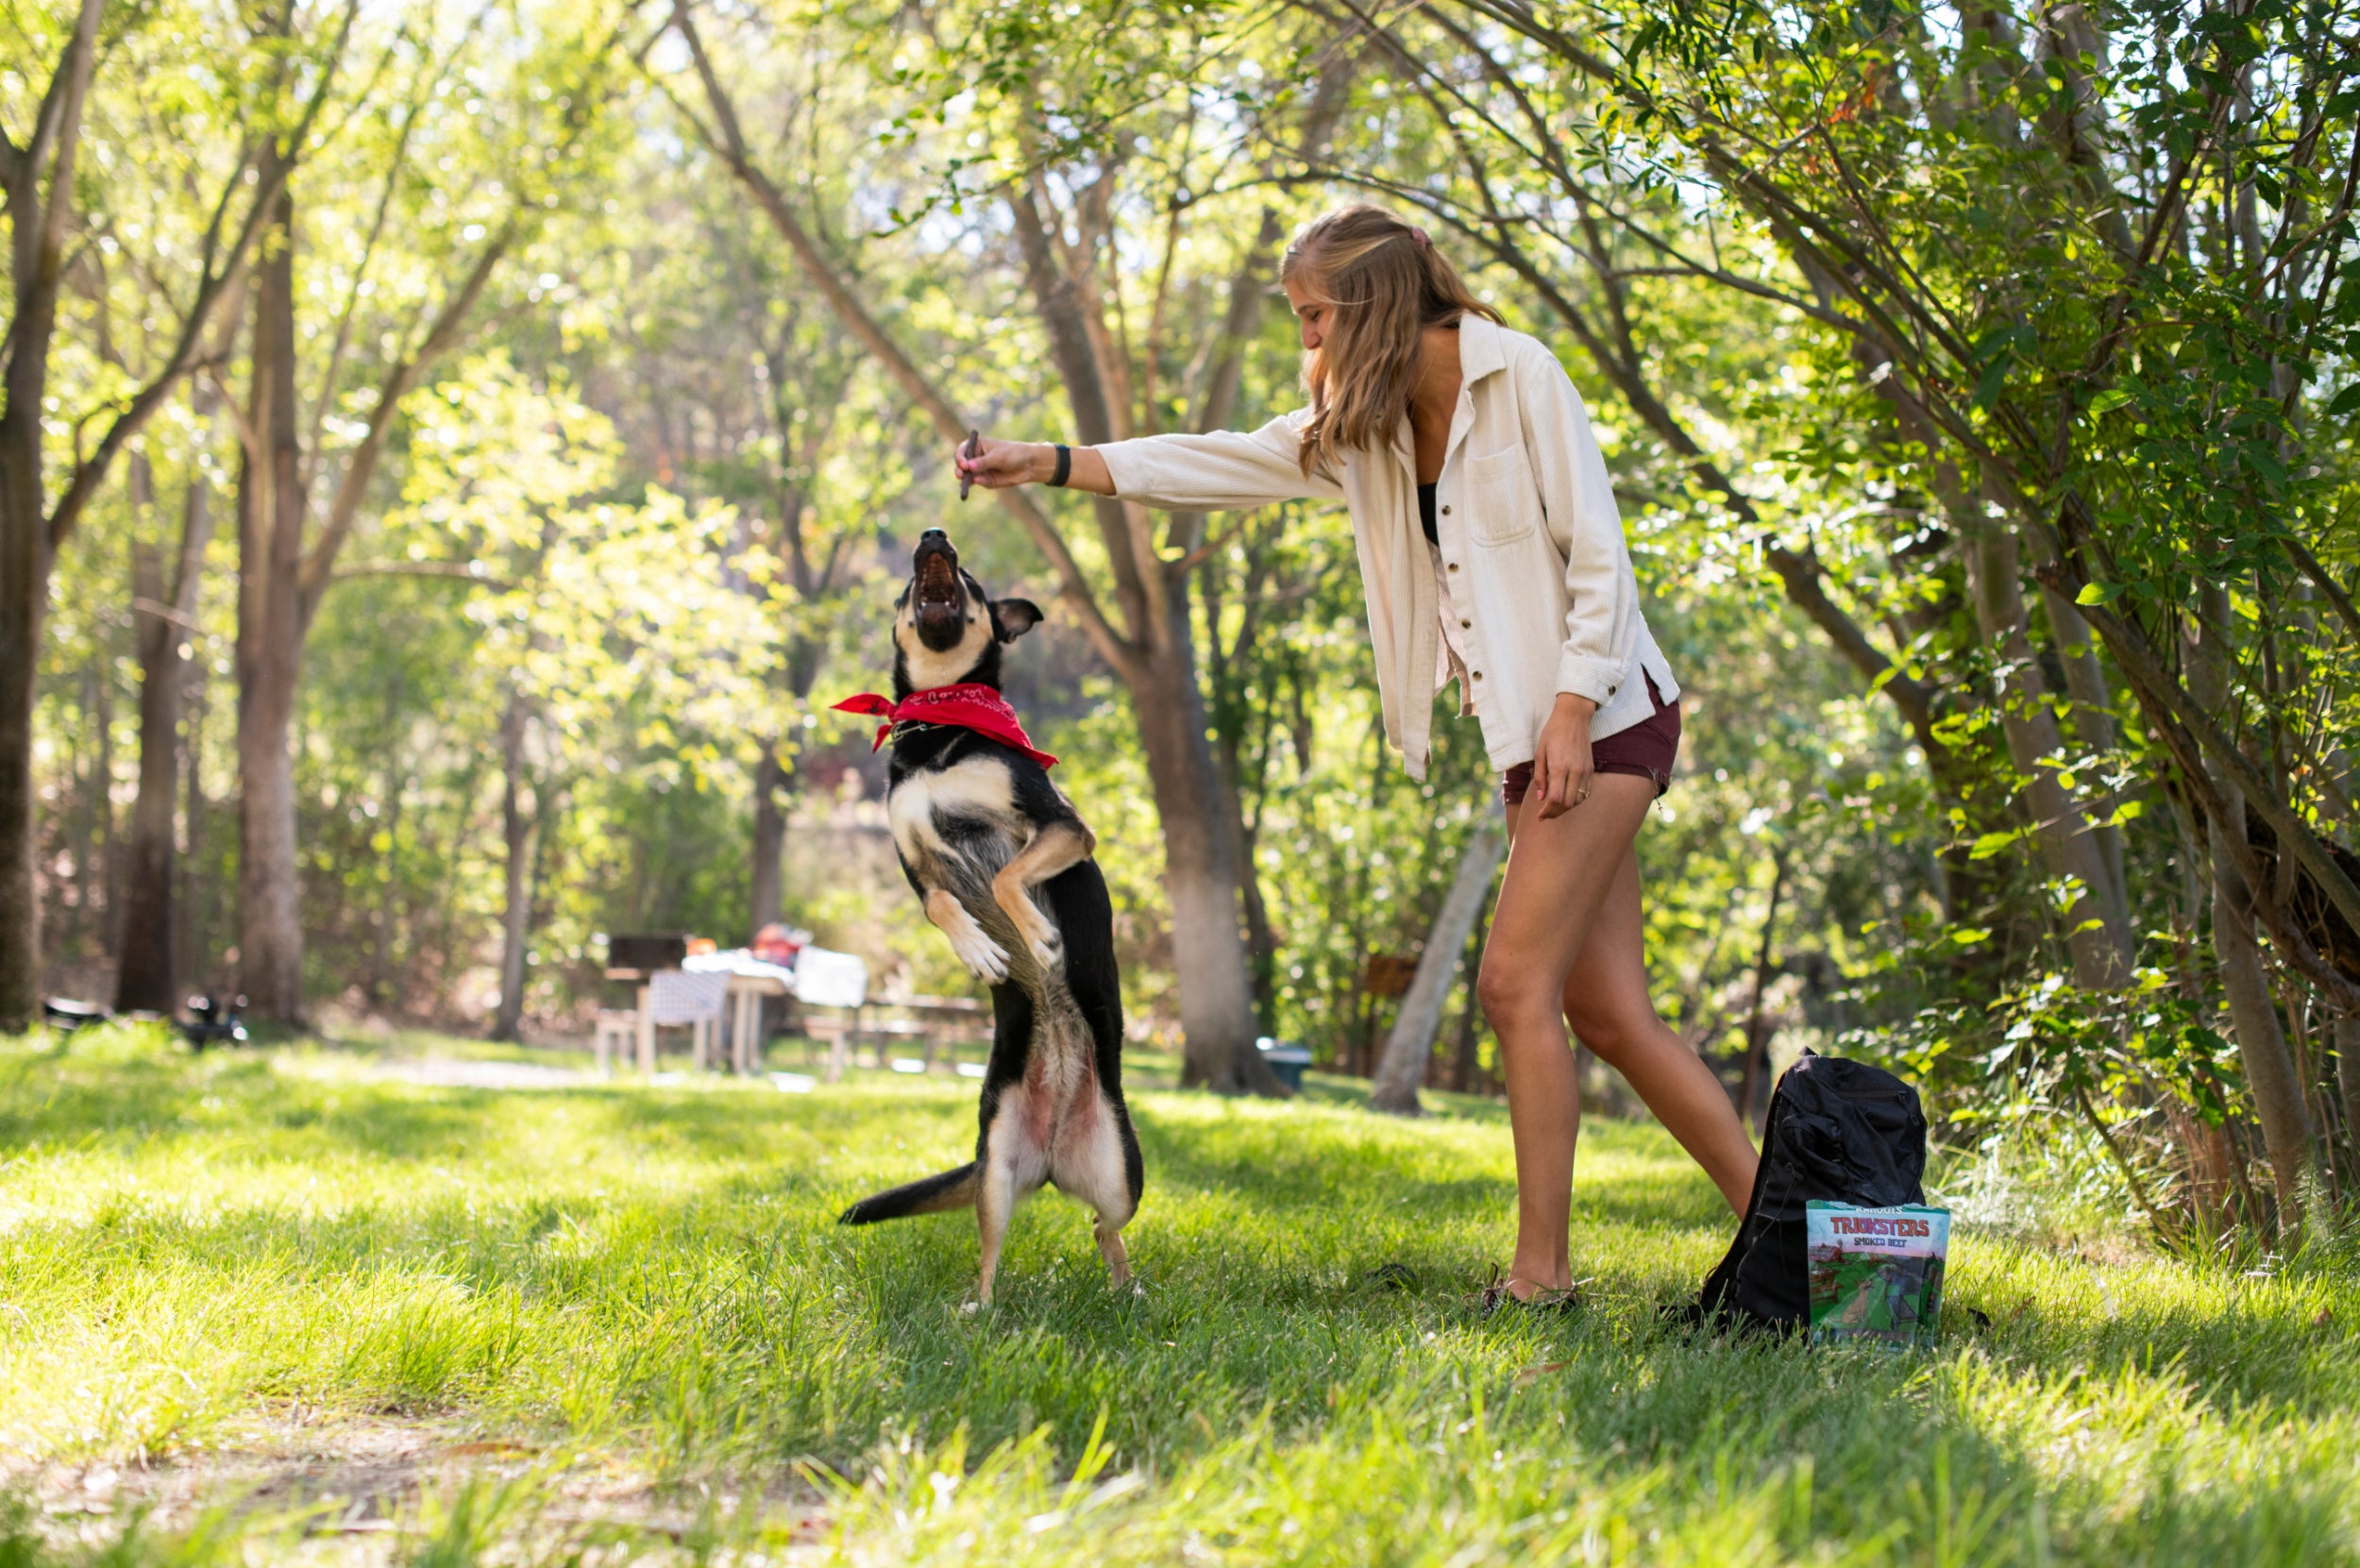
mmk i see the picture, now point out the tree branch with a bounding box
[2054,574,2360,986]
[297,226,514,607]
[44,0,362,555]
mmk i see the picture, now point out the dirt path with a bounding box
[6,1415,832,1560]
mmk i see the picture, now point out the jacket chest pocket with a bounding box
[1464,445,1538,545]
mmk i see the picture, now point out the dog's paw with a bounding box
[950,927,1010,982]
[1026,927,1064,973]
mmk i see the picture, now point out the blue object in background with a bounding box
[1256,1036,1313,1092]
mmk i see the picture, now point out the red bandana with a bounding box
[832,683,1058,768]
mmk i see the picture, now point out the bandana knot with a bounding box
[831,683,1058,768]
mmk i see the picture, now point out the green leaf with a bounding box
[1968,831,2020,860]
[2089,389,2132,414]
[2076,581,2126,606]
[2327,382,2360,419]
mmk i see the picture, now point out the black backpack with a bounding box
[1694,1050,1928,1333]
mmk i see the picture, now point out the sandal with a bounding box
[1466,1264,1587,1319]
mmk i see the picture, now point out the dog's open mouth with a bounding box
[914,551,962,613]
[911,547,969,649]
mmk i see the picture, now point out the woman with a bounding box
[957,205,1758,1307]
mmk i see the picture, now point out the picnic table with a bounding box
[600,949,807,1076]
[598,942,990,1082]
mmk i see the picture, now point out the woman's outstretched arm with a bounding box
[958,438,1117,497]
[953,414,1340,513]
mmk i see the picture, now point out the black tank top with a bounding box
[1418,481,1439,546]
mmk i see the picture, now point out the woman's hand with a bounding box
[953,437,1117,496]
[956,437,1050,491]
[1526,693,1597,821]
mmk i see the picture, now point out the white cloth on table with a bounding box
[683,950,798,986]
[648,969,730,1023]
[791,947,868,1008]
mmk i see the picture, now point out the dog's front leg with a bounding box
[924,887,1008,982]
[989,820,1096,971]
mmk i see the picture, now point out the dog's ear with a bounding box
[992,599,1043,643]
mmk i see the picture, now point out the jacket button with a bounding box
[1608,685,1618,696]
[1441,505,1451,515]
[1459,619,1471,629]
[1472,670,1483,680]
[1447,563,1459,572]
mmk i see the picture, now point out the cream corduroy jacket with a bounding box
[1097,315,1677,780]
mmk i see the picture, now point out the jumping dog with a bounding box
[834,530,1142,1306]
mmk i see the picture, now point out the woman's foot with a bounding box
[1467,1265,1586,1318]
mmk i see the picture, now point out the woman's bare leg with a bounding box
[1561,846,1759,1214]
[1481,776,1759,1298]
[1479,774,1655,1296]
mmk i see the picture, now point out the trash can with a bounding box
[1256,1037,1313,1092]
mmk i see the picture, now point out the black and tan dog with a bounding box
[834,530,1141,1306]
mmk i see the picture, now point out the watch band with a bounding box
[1050,444,1072,488]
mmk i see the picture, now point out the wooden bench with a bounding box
[796,994,992,1079]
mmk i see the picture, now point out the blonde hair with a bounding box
[1279,205,1502,477]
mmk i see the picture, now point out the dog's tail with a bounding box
[837,1162,980,1225]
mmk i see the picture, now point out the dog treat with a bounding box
[959,428,980,500]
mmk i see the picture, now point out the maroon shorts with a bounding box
[1501,673,1680,805]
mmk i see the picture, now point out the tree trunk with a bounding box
[1132,632,1280,1092]
[366,767,402,1007]
[92,652,117,957]
[2185,589,2318,1230]
[116,542,185,1012]
[1008,189,1279,1095]
[1736,853,1788,1132]
[1373,821,1504,1115]
[2037,583,2130,917]
[2210,799,2318,1229]
[1962,519,2132,986]
[2337,1019,2360,1175]
[0,472,42,1028]
[116,409,219,1014]
[0,0,103,1030]
[750,746,787,936]
[491,693,530,1041]
[179,665,210,997]
[235,186,308,1026]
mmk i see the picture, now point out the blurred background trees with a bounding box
[8,0,2358,1241]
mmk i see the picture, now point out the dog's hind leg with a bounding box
[990,821,1095,970]
[973,1153,1015,1307]
[1053,1090,1139,1291]
[1094,1214,1132,1290]
[973,1093,1041,1307]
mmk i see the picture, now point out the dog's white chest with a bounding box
[888,756,1020,863]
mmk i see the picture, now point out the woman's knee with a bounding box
[1477,953,1563,1031]
[1561,997,1660,1067]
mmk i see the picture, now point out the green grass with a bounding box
[1,1025,2355,1564]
